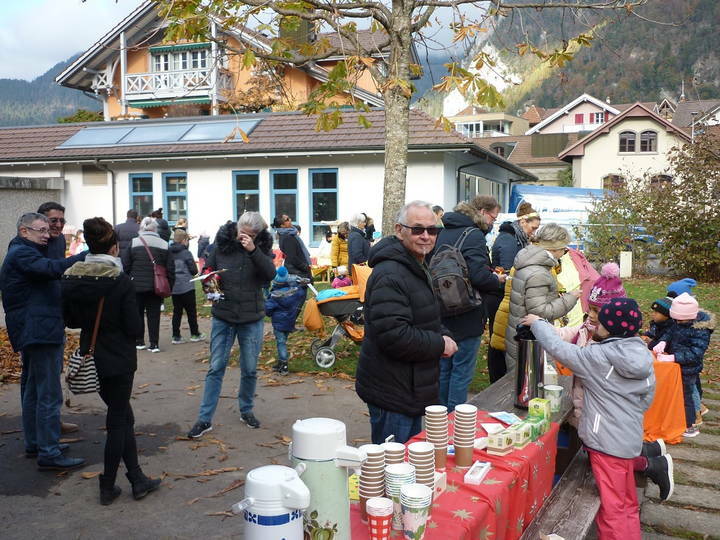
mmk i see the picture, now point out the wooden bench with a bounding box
[470,372,599,539]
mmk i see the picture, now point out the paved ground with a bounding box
[0,315,371,539]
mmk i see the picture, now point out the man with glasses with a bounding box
[428,195,507,412]
[356,201,458,444]
[0,213,87,470]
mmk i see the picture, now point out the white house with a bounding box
[558,103,691,189]
[0,110,535,258]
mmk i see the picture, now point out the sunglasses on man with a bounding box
[398,223,442,236]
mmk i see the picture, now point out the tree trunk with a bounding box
[380,3,413,237]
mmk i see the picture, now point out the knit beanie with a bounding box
[274,266,289,283]
[588,263,626,307]
[598,298,642,338]
[651,297,672,318]
[669,292,699,321]
[667,278,697,298]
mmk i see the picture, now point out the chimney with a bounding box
[606,97,611,104]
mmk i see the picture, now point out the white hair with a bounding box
[397,200,434,225]
[140,217,157,232]
[238,211,268,233]
[535,223,571,245]
[349,213,366,227]
[17,212,47,232]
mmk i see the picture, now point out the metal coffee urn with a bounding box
[514,324,546,409]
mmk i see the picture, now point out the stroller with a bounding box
[308,264,371,368]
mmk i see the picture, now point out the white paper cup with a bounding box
[407,441,434,453]
[366,496,394,517]
[454,403,478,415]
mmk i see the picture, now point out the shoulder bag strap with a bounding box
[138,235,157,265]
[454,227,477,251]
[88,297,105,356]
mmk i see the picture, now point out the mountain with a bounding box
[490,0,720,113]
[0,57,100,127]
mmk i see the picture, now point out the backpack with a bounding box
[429,227,483,317]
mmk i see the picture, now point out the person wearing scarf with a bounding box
[273,215,312,280]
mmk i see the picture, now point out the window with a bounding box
[163,172,188,225]
[191,50,208,69]
[129,173,153,217]
[574,113,584,124]
[603,174,626,191]
[271,169,298,223]
[591,112,605,124]
[650,174,672,188]
[619,131,636,152]
[455,122,482,138]
[153,53,170,72]
[640,130,657,152]
[309,169,338,246]
[152,50,207,72]
[172,51,189,71]
[491,145,505,158]
[233,171,260,219]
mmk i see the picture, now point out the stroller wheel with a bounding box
[315,347,336,369]
[310,338,324,356]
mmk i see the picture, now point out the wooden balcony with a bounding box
[124,69,232,101]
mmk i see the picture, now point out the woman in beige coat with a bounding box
[504,223,580,370]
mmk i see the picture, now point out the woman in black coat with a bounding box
[62,217,161,505]
[348,213,371,267]
[272,214,312,280]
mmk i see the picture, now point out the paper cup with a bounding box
[367,497,394,515]
[454,445,474,467]
[455,403,478,415]
[434,447,447,470]
[407,441,433,453]
[367,513,393,540]
[544,384,563,413]
[425,404,448,415]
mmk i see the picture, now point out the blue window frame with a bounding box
[233,170,260,220]
[270,169,298,224]
[129,173,153,217]
[162,172,188,226]
[309,168,338,247]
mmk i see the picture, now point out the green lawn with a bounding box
[166,276,720,396]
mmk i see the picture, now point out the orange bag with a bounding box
[302,298,324,331]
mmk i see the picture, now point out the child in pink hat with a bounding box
[653,293,716,437]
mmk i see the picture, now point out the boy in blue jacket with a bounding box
[523,299,658,540]
[265,266,307,375]
[653,293,715,437]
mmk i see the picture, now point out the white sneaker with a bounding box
[683,426,699,438]
[148,345,161,353]
[190,333,206,342]
[171,337,186,345]
[136,343,147,350]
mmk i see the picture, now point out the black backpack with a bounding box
[428,227,483,317]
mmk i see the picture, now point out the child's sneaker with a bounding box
[190,333,206,342]
[683,426,699,438]
[695,412,703,426]
[700,403,710,416]
[645,454,674,502]
[171,337,186,345]
[641,439,666,458]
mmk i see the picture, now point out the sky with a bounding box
[0,0,144,80]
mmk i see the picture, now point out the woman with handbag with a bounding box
[122,217,175,352]
[62,217,161,505]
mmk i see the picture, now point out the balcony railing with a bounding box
[562,123,604,133]
[124,69,232,100]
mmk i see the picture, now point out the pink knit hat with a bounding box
[670,292,699,320]
[588,263,626,307]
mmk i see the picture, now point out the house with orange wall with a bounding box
[56,1,406,121]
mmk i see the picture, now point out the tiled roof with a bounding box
[520,105,547,124]
[0,110,499,163]
[320,29,389,55]
[672,100,720,127]
[474,134,578,166]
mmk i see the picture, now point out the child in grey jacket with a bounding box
[523,298,658,540]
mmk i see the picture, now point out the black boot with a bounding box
[99,474,122,506]
[126,467,161,500]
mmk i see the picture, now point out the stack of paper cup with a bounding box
[453,403,478,468]
[359,444,386,523]
[424,405,449,470]
[385,463,416,530]
[366,497,394,540]
[407,441,435,493]
[400,484,433,540]
[381,441,406,465]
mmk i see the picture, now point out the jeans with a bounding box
[274,329,289,364]
[99,374,139,481]
[681,374,698,428]
[20,344,64,459]
[367,403,423,445]
[137,291,162,346]
[198,317,264,422]
[438,336,482,412]
[172,290,200,338]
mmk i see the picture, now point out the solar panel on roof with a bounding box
[56,119,262,149]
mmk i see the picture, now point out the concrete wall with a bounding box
[571,117,685,189]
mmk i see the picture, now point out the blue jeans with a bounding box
[20,344,64,459]
[274,329,289,364]
[198,317,264,423]
[439,336,482,412]
[367,404,423,445]
[681,374,698,428]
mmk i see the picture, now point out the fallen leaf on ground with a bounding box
[185,385,200,391]
[175,436,191,441]
[205,511,235,518]
[256,442,280,448]
[167,467,241,479]
[187,497,201,505]
[284,395,301,400]
[81,471,101,479]
[311,393,328,396]
[56,471,68,478]
[59,437,84,443]
[218,454,228,463]
[1,429,22,435]
[137,383,150,389]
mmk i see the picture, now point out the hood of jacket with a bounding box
[440,211,476,230]
[514,244,557,271]
[63,260,122,304]
[453,201,493,232]
[169,242,188,255]
[368,236,427,281]
[215,222,273,256]
[601,337,655,380]
[692,309,716,332]
[498,221,515,234]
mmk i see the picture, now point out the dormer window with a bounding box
[619,131,636,152]
[591,112,605,124]
[152,48,208,72]
[640,130,657,152]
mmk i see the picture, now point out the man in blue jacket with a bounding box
[0,213,86,470]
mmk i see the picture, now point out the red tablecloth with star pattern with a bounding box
[350,411,559,540]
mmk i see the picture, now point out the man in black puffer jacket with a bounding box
[187,212,276,438]
[356,201,457,444]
